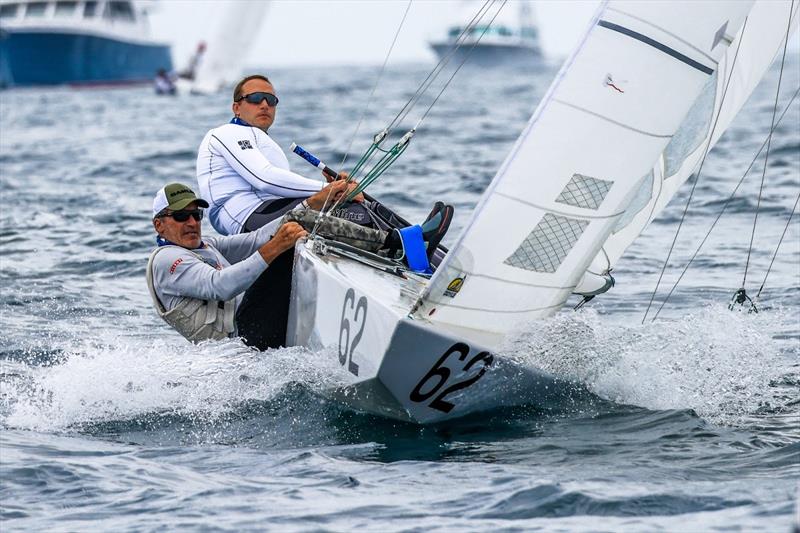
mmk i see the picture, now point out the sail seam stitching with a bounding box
[552,99,673,138]
[495,190,627,219]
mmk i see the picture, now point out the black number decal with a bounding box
[338,288,367,376]
[429,351,493,413]
[409,342,493,413]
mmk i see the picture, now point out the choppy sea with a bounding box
[1,54,799,532]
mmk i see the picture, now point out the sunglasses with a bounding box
[158,209,204,222]
[236,91,279,106]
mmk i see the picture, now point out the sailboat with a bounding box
[284,0,799,423]
[182,0,270,95]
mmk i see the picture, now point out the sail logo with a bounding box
[443,276,465,298]
[237,140,253,150]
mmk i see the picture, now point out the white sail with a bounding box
[598,0,800,269]
[412,0,777,339]
[191,0,270,95]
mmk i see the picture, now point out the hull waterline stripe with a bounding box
[597,20,715,75]
[553,99,674,138]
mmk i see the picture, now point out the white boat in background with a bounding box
[429,0,542,66]
[284,0,799,424]
[0,0,171,87]
[184,0,269,95]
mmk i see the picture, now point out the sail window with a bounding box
[25,2,47,17]
[613,170,654,233]
[663,71,718,178]
[55,1,77,16]
[555,173,613,210]
[504,214,588,273]
[0,4,18,18]
[83,1,96,17]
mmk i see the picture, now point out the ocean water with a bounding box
[1,55,798,531]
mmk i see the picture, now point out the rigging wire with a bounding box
[741,0,794,289]
[332,0,498,190]
[308,0,414,239]
[414,0,508,128]
[386,0,496,134]
[323,0,508,218]
[754,192,799,301]
[649,86,800,321]
[641,17,749,324]
[338,0,413,171]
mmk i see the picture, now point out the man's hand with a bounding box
[306,179,363,210]
[324,170,349,183]
[258,222,308,264]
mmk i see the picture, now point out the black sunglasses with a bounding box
[236,91,279,106]
[158,209,204,222]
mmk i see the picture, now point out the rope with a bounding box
[641,17,748,324]
[649,87,800,321]
[755,191,800,301]
[741,0,794,288]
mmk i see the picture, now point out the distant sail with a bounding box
[191,0,271,94]
[412,0,795,338]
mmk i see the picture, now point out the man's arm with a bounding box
[153,247,267,303]
[208,126,323,197]
[155,223,309,303]
[207,218,283,264]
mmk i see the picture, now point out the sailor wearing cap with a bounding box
[146,182,308,350]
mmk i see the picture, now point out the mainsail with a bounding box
[412,0,798,339]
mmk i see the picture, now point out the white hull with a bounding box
[287,240,564,424]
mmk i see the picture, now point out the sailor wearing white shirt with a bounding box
[196,74,370,236]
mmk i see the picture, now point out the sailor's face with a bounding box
[153,201,203,249]
[233,79,277,131]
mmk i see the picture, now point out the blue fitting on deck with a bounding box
[398,225,432,274]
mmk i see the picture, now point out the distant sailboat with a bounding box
[186,0,270,95]
[429,0,542,66]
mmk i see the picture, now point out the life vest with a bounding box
[146,246,237,343]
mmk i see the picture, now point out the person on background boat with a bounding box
[154,68,176,96]
[147,183,447,350]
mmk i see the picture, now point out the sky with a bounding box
[148,0,601,69]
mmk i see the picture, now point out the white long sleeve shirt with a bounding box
[150,221,282,314]
[196,121,323,235]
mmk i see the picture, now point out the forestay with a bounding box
[412,0,761,338]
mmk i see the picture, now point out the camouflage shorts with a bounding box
[282,208,388,252]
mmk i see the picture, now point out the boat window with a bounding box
[105,0,135,22]
[55,1,77,16]
[663,71,717,178]
[83,0,96,17]
[25,2,48,17]
[0,3,19,18]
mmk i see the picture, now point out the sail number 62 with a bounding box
[409,343,493,413]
